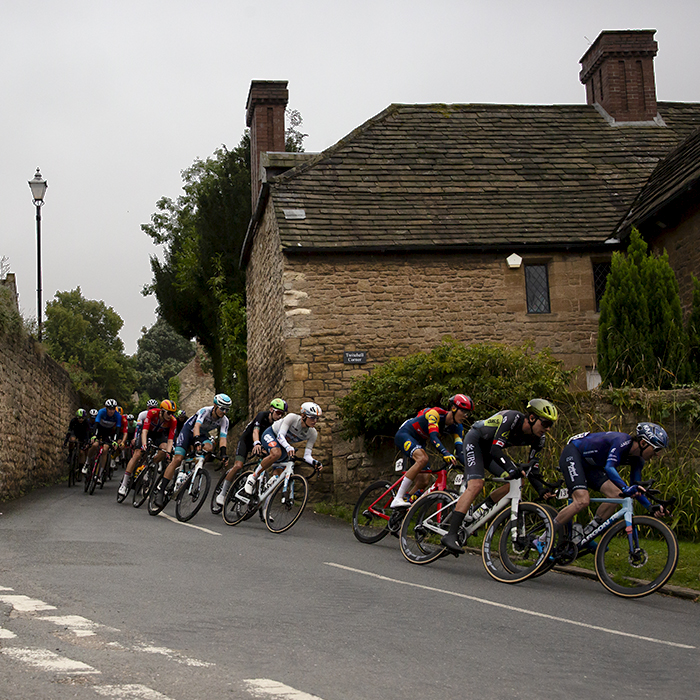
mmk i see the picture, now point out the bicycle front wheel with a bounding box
[211,472,228,514]
[175,468,211,522]
[132,463,155,508]
[400,491,455,565]
[352,480,394,544]
[482,502,554,584]
[222,471,253,526]
[265,474,309,533]
[594,515,678,598]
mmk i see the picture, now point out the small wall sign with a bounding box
[343,351,367,365]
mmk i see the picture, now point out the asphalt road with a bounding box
[0,471,698,700]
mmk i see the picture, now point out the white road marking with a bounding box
[1,647,100,674]
[243,679,325,699]
[93,684,175,699]
[0,586,14,591]
[157,512,222,535]
[326,562,696,650]
[38,614,118,637]
[0,627,17,638]
[0,594,57,612]
[134,643,214,667]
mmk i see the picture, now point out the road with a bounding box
[0,472,698,700]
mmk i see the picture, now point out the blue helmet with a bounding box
[636,422,668,450]
[214,393,232,409]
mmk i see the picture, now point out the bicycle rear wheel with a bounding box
[482,502,554,584]
[175,468,211,522]
[400,491,455,565]
[222,471,253,526]
[132,462,155,508]
[210,472,228,514]
[594,515,678,598]
[147,475,170,515]
[352,480,394,544]
[265,474,309,533]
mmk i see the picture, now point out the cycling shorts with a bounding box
[462,428,509,482]
[558,443,609,493]
[235,436,252,461]
[394,428,424,459]
[173,424,213,456]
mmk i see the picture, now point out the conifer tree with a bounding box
[687,275,700,382]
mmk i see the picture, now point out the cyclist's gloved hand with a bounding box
[90,435,98,442]
[312,459,323,471]
[619,484,640,498]
[287,447,296,458]
[649,504,666,518]
[442,453,457,466]
[505,466,522,480]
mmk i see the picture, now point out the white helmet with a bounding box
[146,399,159,409]
[301,401,322,418]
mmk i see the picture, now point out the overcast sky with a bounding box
[2,0,699,354]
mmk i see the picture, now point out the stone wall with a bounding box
[0,331,79,500]
[176,347,216,417]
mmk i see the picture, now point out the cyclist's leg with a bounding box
[390,431,427,507]
[553,443,591,529]
[119,447,144,494]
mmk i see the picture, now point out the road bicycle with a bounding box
[66,441,83,487]
[210,457,260,515]
[222,456,320,534]
[115,442,162,507]
[83,439,114,495]
[399,472,555,584]
[352,453,462,544]
[147,452,212,521]
[534,481,678,598]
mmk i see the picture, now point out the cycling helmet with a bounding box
[76,408,87,418]
[160,399,177,414]
[448,394,474,412]
[146,399,159,409]
[636,422,668,450]
[127,414,134,421]
[176,410,186,418]
[301,401,322,418]
[116,406,124,415]
[270,398,288,412]
[526,398,558,423]
[213,393,232,409]
[105,399,118,409]
[89,409,98,417]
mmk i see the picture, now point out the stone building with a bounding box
[240,30,700,497]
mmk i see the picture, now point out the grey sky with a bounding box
[2,0,699,354]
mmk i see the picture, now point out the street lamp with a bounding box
[28,168,48,341]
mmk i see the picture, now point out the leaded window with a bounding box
[525,264,551,314]
[593,261,611,312]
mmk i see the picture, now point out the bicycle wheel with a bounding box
[594,515,679,598]
[132,462,155,508]
[400,491,455,565]
[68,448,78,488]
[222,471,253,526]
[352,480,394,544]
[527,503,560,579]
[83,459,93,493]
[147,476,170,515]
[175,468,211,522]
[210,472,228,514]
[482,502,554,584]
[265,474,309,533]
[88,462,100,495]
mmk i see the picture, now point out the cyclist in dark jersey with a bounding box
[63,408,91,473]
[390,394,473,509]
[554,423,669,537]
[215,398,288,507]
[441,398,558,554]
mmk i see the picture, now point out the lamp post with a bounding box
[28,168,48,341]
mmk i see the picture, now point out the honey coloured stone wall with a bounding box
[0,331,79,500]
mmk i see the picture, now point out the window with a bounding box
[525,264,551,314]
[592,261,611,311]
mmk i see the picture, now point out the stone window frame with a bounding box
[524,262,551,314]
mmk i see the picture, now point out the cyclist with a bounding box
[118,400,178,498]
[215,398,288,507]
[390,394,473,509]
[85,399,123,485]
[153,394,231,508]
[88,408,98,431]
[441,398,558,555]
[174,410,188,440]
[242,402,323,497]
[63,408,91,471]
[552,422,669,540]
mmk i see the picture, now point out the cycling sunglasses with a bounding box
[539,418,554,429]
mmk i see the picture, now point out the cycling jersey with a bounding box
[236,410,274,458]
[93,408,122,440]
[141,408,177,442]
[261,413,317,464]
[173,406,228,456]
[462,410,545,481]
[66,417,91,444]
[395,407,464,460]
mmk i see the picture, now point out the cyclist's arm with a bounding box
[489,427,519,477]
[302,428,318,464]
[424,409,454,460]
[276,415,296,454]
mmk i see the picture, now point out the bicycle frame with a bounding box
[571,495,637,552]
[179,454,206,497]
[232,459,298,513]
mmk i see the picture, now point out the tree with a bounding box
[133,316,195,400]
[597,228,688,388]
[44,287,138,405]
[688,275,700,382]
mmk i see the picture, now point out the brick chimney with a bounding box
[579,30,659,124]
[246,80,288,208]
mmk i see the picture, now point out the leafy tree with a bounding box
[44,287,138,405]
[597,229,688,388]
[133,316,195,400]
[688,275,700,382]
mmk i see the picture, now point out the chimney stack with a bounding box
[580,30,659,124]
[246,80,288,209]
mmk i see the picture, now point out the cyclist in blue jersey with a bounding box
[554,423,669,538]
[153,393,231,507]
[390,394,473,509]
[85,399,123,484]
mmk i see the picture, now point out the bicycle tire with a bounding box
[400,491,455,565]
[210,472,228,514]
[482,502,554,584]
[222,471,254,526]
[352,480,394,544]
[132,462,155,508]
[594,515,678,598]
[264,474,309,533]
[526,503,560,578]
[175,468,211,522]
[68,447,79,488]
[88,462,100,495]
[147,475,170,515]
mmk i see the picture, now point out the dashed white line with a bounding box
[0,594,57,612]
[244,679,325,699]
[325,562,696,650]
[134,643,214,667]
[38,614,118,637]
[157,511,222,535]
[0,627,17,639]
[93,684,175,699]
[1,647,100,674]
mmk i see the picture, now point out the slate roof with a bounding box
[615,125,700,235]
[243,101,700,261]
